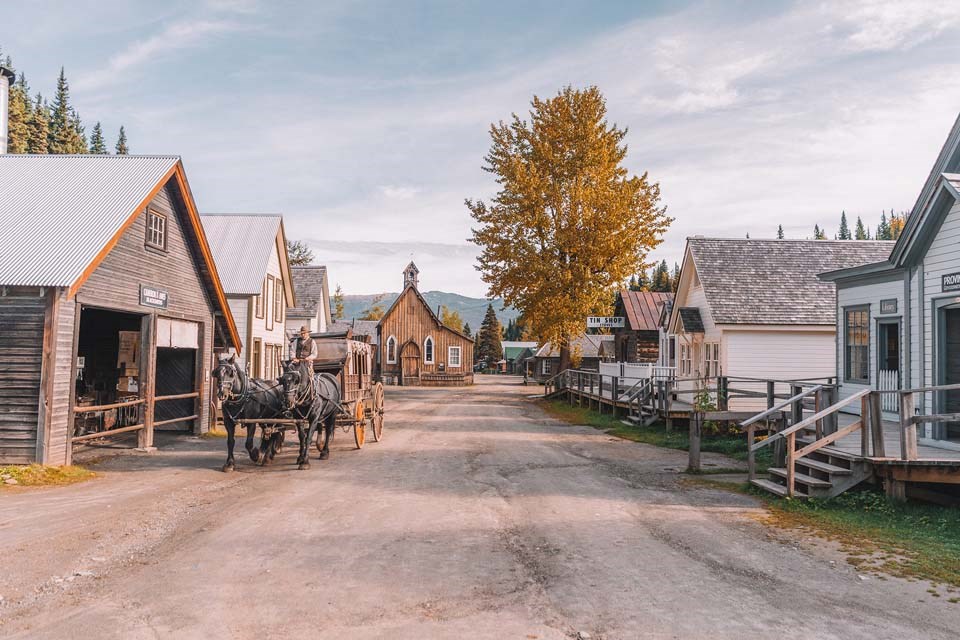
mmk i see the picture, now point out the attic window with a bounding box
[145,209,167,251]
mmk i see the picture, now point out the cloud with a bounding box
[822,0,960,52]
[379,185,422,200]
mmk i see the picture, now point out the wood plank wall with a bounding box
[379,287,474,384]
[0,289,46,463]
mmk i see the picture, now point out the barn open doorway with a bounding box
[74,308,145,438]
[154,318,201,431]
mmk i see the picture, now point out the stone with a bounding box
[4,478,18,485]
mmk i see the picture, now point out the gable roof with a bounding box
[678,307,705,333]
[683,238,895,325]
[289,265,331,325]
[617,290,673,331]
[201,214,294,304]
[379,284,473,341]
[535,333,612,359]
[502,342,537,361]
[0,154,240,349]
[352,319,379,345]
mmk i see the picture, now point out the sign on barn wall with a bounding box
[587,316,625,329]
[944,272,960,293]
[880,299,898,314]
[140,284,169,309]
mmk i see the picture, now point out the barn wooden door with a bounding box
[400,342,420,385]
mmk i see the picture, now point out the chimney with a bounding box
[0,67,14,154]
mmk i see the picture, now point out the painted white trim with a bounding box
[423,335,435,364]
[386,335,397,364]
[448,345,462,368]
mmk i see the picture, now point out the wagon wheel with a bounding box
[353,399,366,449]
[370,382,385,442]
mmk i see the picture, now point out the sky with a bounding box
[4,0,960,296]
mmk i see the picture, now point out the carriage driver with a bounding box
[291,326,318,381]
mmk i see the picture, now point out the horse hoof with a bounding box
[319,450,329,460]
[249,448,261,463]
[298,463,309,470]
[222,463,235,473]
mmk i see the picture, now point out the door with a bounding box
[877,321,900,413]
[944,308,960,439]
[400,342,420,385]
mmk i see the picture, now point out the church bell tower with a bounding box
[403,261,420,290]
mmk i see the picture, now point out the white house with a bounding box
[201,214,295,379]
[286,265,332,336]
[669,237,894,409]
[820,112,960,448]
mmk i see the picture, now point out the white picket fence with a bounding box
[878,369,899,413]
[599,362,676,387]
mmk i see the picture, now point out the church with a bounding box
[378,263,475,386]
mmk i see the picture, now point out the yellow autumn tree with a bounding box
[466,86,671,372]
[440,305,464,333]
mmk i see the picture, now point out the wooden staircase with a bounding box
[624,379,659,428]
[750,435,872,498]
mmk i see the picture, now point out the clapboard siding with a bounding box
[0,290,46,463]
[835,277,904,413]
[685,284,721,340]
[379,287,474,383]
[46,290,77,465]
[77,180,216,434]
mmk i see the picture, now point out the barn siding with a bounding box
[75,181,217,435]
[0,289,47,463]
[45,290,78,465]
[922,199,960,418]
[379,287,474,385]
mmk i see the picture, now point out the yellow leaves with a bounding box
[467,86,672,351]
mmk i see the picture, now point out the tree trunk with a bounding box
[558,337,572,373]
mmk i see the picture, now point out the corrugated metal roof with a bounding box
[617,291,673,331]
[0,154,179,287]
[200,214,282,295]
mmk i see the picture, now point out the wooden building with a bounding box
[378,262,474,386]
[669,237,893,409]
[821,111,960,446]
[202,214,294,379]
[530,334,613,383]
[286,265,332,337]
[0,155,240,465]
[502,341,538,374]
[613,290,673,363]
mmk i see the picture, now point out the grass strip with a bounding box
[0,464,95,488]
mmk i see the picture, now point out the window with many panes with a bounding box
[542,359,552,375]
[255,278,265,319]
[252,338,262,377]
[845,307,869,382]
[448,346,461,368]
[274,277,283,323]
[386,336,397,363]
[704,343,720,378]
[145,209,166,250]
[424,336,434,363]
[265,276,274,331]
[679,343,692,376]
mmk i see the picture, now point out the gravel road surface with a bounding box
[1,375,957,639]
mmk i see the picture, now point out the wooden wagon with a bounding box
[311,329,384,449]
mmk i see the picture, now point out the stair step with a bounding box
[768,468,832,488]
[795,438,862,462]
[750,478,808,498]
[795,458,852,476]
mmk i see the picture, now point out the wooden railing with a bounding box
[72,391,200,444]
[72,398,146,443]
[892,383,960,461]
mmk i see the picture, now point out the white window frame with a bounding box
[386,335,397,364]
[145,208,167,251]
[423,336,435,364]
[542,359,552,375]
[448,346,461,368]
[704,342,720,378]
[679,343,692,377]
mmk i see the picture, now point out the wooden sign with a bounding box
[139,284,169,309]
[587,316,625,329]
[944,272,960,292]
[880,299,898,314]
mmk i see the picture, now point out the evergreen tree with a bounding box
[650,260,671,292]
[463,323,472,338]
[6,74,31,154]
[475,304,503,365]
[332,285,345,321]
[876,211,891,240]
[671,262,681,292]
[777,224,784,239]
[115,125,129,154]
[628,275,639,291]
[47,68,86,154]
[813,224,827,240]
[26,93,49,154]
[88,121,107,154]
[286,239,314,265]
[838,211,851,239]
[890,213,905,240]
[854,216,867,240]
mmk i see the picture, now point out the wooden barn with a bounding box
[202,213,295,379]
[613,290,673,363]
[0,155,240,465]
[378,262,474,386]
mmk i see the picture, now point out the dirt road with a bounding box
[2,375,957,639]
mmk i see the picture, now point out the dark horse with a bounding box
[279,364,341,469]
[213,355,288,472]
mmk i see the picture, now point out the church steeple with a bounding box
[403,261,420,290]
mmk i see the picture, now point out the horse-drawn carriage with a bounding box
[213,328,384,471]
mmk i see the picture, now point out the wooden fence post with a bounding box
[766,381,775,411]
[688,411,701,472]
[869,391,885,457]
[718,376,729,411]
[860,393,870,458]
[612,377,619,418]
[900,391,917,461]
[786,431,796,498]
[790,384,803,427]
[665,380,674,432]
[814,388,823,440]
[825,385,838,435]
[747,424,756,481]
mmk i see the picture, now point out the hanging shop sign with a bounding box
[879,299,898,314]
[587,316,625,329]
[139,284,169,309]
[944,272,960,293]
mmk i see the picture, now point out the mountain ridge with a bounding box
[341,291,518,330]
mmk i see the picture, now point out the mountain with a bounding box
[341,291,519,331]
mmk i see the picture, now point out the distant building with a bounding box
[502,341,538,374]
[530,334,614,383]
[287,265,332,337]
[612,290,673,363]
[378,262,475,386]
[202,214,295,379]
